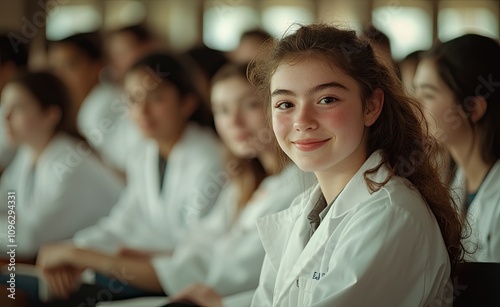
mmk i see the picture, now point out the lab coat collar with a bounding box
[145,122,201,197]
[476,159,500,201]
[31,133,72,168]
[256,196,307,272]
[329,150,388,218]
[257,150,389,296]
[454,159,500,209]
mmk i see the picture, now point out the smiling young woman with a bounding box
[247,23,466,307]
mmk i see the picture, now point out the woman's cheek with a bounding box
[13,116,36,141]
[321,107,350,131]
[272,113,290,142]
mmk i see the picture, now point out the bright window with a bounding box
[46,5,102,40]
[261,6,314,38]
[439,7,499,41]
[103,1,147,29]
[373,6,432,60]
[203,4,260,51]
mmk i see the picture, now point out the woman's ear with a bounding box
[364,88,384,127]
[467,96,487,124]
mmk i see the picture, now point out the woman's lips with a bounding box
[234,134,251,141]
[292,138,330,151]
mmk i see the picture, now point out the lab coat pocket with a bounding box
[296,276,315,306]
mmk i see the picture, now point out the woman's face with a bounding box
[1,83,57,146]
[211,76,268,158]
[124,69,193,142]
[413,58,470,145]
[270,56,371,173]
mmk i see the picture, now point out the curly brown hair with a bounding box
[248,23,466,267]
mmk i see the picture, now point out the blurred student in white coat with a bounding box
[414,34,500,262]
[241,24,465,307]
[34,53,225,304]
[0,71,123,260]
[36,63,313,306]
[48,32,144,174]
[0,34,29,174]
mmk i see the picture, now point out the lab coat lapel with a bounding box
[256,194,310,272]
[275,151,386,302]
[24,134,65,207]
[274,187,322,289]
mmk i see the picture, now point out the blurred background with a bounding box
[1,0,499,69]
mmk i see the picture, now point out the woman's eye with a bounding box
[276,102,293,110]
[319,97,337,104]
[415,90,435,101]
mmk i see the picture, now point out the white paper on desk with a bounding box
[96,296,170,307]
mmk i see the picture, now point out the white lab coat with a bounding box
[0,133,124,258]
[73,123,224,254]
[151,164,314,299]
[77,82,144,172]
[252,151,453,307]
[452,160,500,262]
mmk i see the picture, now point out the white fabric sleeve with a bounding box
[72,185,141,254]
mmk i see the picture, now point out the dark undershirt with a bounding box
[158,154,167,193]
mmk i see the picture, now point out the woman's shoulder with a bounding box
[478,159,500,200]
[355,175,438,229]
[172,123,223,169]
[39,134,122,184]
[181,123,222,153]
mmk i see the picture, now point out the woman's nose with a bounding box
[293,105,317,131]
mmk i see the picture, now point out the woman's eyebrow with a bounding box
[271,81,349,97]
[417,83,440,92]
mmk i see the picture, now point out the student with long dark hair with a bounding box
[414,34,500,262]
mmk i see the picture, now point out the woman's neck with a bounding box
[28,132,56,165]
[448,138,493,193]
[74,79,100,113]
[315,147,368,204]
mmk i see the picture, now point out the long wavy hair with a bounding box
[249,24,466,266]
